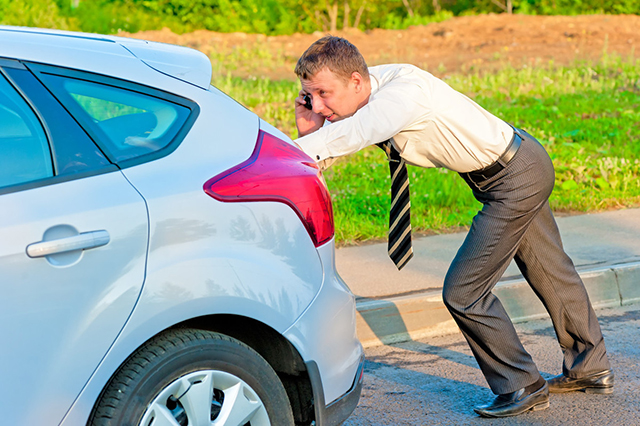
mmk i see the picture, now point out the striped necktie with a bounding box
[377,139,414,270]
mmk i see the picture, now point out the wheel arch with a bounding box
[85,313,318,426]
[180,313,317,425]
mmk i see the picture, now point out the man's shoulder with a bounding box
[369,64,433,95]
[369,63,406,72]
[370,63,431,81]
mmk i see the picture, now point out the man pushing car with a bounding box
[292,35,613,418]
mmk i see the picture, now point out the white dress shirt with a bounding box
[295,64,514,173]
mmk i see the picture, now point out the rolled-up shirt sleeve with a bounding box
[295,77,427,170]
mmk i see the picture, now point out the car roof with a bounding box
[0,26,212,89]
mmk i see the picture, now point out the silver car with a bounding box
[0,26,363,426]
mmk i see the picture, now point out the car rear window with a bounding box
[38,73,193,163]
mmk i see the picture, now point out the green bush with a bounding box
[200,0,299,34]
[0,0,71,29]
[71,0,179,34]
[520,0,640,15]
[383,10,454,30]
[453,0,640,16]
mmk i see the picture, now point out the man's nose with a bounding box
[311,96,325,114]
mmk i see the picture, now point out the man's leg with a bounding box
[443,134,556,395]
[443,203,544,395]
[514,201,611,378]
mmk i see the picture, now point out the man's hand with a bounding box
[295,91,325,137]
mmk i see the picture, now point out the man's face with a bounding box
[300,67,368,123]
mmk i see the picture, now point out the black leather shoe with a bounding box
[547,369,614,394]
[474,382,549,418]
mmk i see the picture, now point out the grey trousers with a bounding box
[443,130,610,395]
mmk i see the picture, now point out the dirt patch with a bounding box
[124,14,639,80]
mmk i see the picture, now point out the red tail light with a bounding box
[204,130,335,247]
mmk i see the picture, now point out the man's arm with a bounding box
[295,87,426,169]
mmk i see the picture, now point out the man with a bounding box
[293,36,614,418]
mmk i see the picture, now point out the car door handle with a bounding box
[26,230,110,258]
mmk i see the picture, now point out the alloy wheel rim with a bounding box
[140,370,270,426]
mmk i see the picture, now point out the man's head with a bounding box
[295,36,371,123]
[295,36,369,82]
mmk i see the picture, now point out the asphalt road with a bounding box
[344,303,640,425]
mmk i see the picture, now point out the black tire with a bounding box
[89,328,295,426]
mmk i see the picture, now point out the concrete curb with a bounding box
[355,261,640,348]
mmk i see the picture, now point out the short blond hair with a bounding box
[294,36,369,83]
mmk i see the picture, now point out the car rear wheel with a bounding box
[89,328,295,426]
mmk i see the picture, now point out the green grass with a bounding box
[213,54,640,245]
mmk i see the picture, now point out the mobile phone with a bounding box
[303,94,312,110]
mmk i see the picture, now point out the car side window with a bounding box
[38,74,192,163]
[3,65,112,180]
[0,72,53,189]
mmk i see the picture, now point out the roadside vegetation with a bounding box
[2,0,640,35]
[214,54,640,244]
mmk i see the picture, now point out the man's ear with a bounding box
[350,71,365,93]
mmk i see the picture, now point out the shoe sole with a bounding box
[475,399,550,418]
[585,386,614,395]
[532,400,550,411]
[550,386,613,394]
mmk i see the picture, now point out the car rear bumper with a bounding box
[306,354,365,426]
[283,238,364,423]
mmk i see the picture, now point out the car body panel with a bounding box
[119,39,212,89]
[0,171,148,426]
